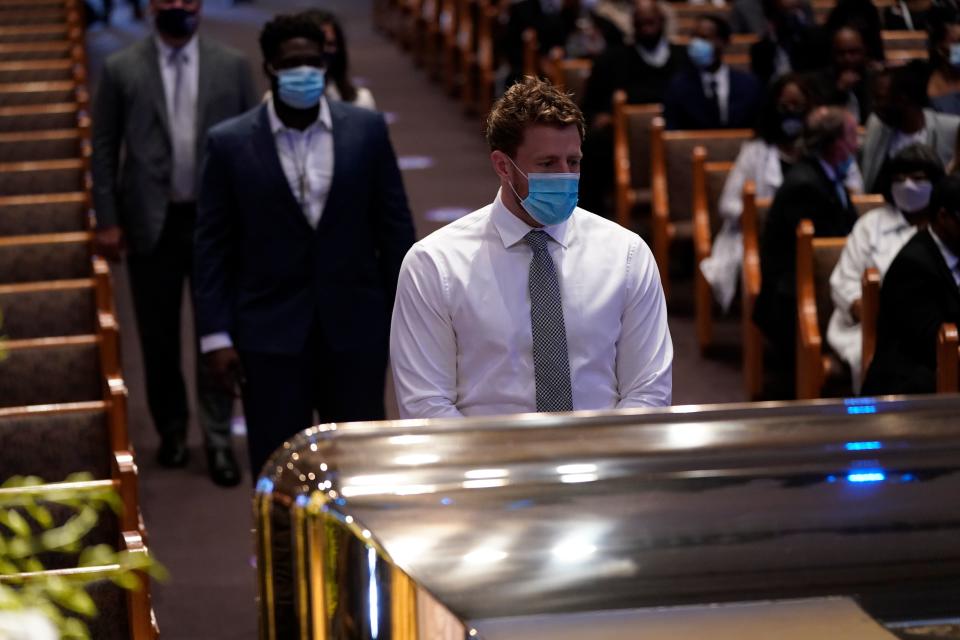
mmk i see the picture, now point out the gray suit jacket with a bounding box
[91,35,257,254]
[860,109,960,192]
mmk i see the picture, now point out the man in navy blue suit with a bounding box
[663,15,762,130]
[193,12,416,478]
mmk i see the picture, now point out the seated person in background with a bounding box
[861,173,960,395]
[501,0,580,87]
[663,15,762,129]
[927,16,960,117]
[303,9,377,110]
[390,78,673,418]
[828,144,945,392]
[861,63,960,192]
[730,0,812,35]
[701,75,864,311]
[582,0,686,116]
[753,106,860,394]
[823,0,885,63]
[807,26,876,125]
[883,0,936,32]
[579,0,687,215]
[750,0,823,87]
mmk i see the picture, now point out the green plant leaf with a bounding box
[61,615,92,639]
[0,508,31,537]
[109,571,140,590]
[49,584,96,617]
[78,544,116,568]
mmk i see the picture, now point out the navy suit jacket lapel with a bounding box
[250,104,313,231]
[316,102,351,234]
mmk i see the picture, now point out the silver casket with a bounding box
[253,395,960,639]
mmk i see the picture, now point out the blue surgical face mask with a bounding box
[276,66,326,110]
[687,37,715,69]
[950,43,960,67]
[507,157,579,226]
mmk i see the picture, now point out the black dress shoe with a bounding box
[156,434,189,468]
[207,447,241,487]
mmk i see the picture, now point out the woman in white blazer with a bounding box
[827,143,945,392]
[700,74,865,310]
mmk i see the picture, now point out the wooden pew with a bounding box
[650,117,751,298]
[0,231,92,283]
[691,145,733,354]
[0,101,84,131]
[741,181,766,399]
[545,55,592,107]
[0,127,85,161]
[612,91,661,229]
[861,267,880,381]
[0,157,86,195]
[461,0,499,116]
[795,220,848,399]
[742,195,883,399]
[937,323,959,393]
[0,192,89,235]
[440,0,462,95]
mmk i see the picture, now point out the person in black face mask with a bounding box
[700,74,864,312]
[90,0,258,487]
[578,0,687,216]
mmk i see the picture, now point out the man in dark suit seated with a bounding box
[807,26,874,125]
[753,106,860,396]
[91,0,258,486]
[579,0,687,215]
[663,15,762,130]
[862,175,960,395]
[194,13,416,479]
[749,0,823,87]
[501,0,579,87]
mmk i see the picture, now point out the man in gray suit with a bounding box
[862,63,960,193]
[91,0,257,486]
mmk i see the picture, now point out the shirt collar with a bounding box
[929,226,960,273]
[266,95,333,135]
[155,34,198,63]
[491,188,571,249]
[700,64,729,84]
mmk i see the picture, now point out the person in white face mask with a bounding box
[827,143,945,391]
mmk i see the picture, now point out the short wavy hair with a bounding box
[484,77,585,157]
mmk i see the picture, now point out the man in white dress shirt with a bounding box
[390,78,673,419]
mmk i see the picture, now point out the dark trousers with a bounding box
[239,327,387,479]
[126,204,233,449]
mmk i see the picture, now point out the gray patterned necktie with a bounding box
[169,50,195,201]
[525,230,573,412]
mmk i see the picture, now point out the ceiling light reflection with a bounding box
[560,473,598,483]
[556,463,597,475]
[666,422,714,448]
[388,434,431,445]
[464,468,509,479]
[551,538,597,563]
[464,548,508,565]
[393,454,440,466]
[462,478,507,489]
